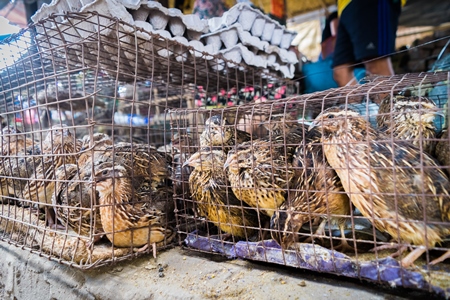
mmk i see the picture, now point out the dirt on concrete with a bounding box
[0,243,439,300]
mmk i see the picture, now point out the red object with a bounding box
[271,0,285,19]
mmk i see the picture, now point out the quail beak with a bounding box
[431,107,445,118]
[181,160,190,168]
[94,169,121,182]
[87,175,95,187]
[93,174,108,183]
[308,120,318,131]
[421,107,445,122]
[223,154,236,170]
[63,129,72,138]
[182,153,200,168]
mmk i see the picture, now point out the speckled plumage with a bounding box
[262,113,307,162]
[80,132,112,151]
[223,114,304,218]
[52,163,103,240]
[200,115,251,152]
[23,125,82,207]
[224,139,295,217]
[185,147,260,239]
[87,142,174,226]
[171,134,195,199]
[436,128,450,175]
[1,126,36,156]
[271,127,351,250]
[98,142,172,193]
[0,126,41,201]
[377,95,440,155]
[94,163,173,254]
[312,106,450,267]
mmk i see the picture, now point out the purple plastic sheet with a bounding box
[184,233,449,298]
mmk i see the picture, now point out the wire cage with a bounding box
[0,11,292,269]
[170,71,450,297]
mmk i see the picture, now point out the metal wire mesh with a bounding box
[0,12,291,269]
[170,71,450,297]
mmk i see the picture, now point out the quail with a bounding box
[185,147,260,239]
[23,125,82,227]
[224,139,295,217]
[311,106,450,267]
[200,115,251,153]
[377,95,441,155]
[93,163,174,258]
[271,127,352,251]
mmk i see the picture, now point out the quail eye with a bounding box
[102,170,108,175]
[328,114,335,119]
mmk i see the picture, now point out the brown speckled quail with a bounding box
[377,95,441,155]
[23,125,82,226]
[0,126,41,202]
[200,115,251,153]
[224,139,295,218]
[52,162,104,243]
[93,162,174,257]
[271,127,352,251]
[223,114,305,218]
[312,106,450,267]
[185,147,260,239]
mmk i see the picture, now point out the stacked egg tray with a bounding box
[170,72,450,298]
[202,3,298,78]
[31,0,297,81]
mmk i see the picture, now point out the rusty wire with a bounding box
[0,11,291,269]
[1,11,450,297]
[170,72,450,296]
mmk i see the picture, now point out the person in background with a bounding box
[320,11,338,61]
[192,0,228,19]
[332,0,405,99]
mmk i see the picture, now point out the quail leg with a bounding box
[135,242,158,259]
[430,250,450,265]
[400,246,426,268]
[303,219,327,243]
[370,243,409,257]
[260,219,271,240]
[220,233,232,241]
[371,243,421,267]
[136,243,149,252]
[333,225,354,253]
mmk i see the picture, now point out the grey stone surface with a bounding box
[0,242,428,300]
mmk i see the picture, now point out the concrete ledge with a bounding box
[0,243,429,300]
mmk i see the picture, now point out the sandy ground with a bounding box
[0,243,440,300]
